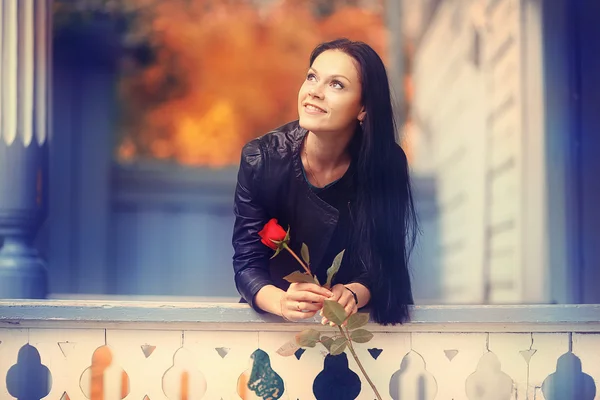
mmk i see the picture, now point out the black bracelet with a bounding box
[344,286,359,305]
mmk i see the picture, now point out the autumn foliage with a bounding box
[111,0,388,167]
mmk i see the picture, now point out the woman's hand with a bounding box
[320,283,359,326]
[280,283,333,322]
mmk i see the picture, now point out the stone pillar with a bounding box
[0,0,51,298]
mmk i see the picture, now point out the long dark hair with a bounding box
[309,38,417,325]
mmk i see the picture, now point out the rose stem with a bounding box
[338,325,382,400]
[283,243,312,275]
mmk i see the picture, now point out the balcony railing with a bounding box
[0,301,599,399]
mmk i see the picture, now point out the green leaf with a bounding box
[295,329,321,347]
[320,335,333,351]
[284,226,291,242]
[330,337,348,355]
[270,246,282,259]
[301,243,310,265]
[346,313,370,330]
[325,249,345,288]
[313,275,320,285]
[276,340,300,357]
[283,271,316,284]
[350,329,374,343]
[322,300,348,326]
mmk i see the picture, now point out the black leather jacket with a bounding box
[232,120,369,312]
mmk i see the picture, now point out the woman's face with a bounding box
[298,50,365,135]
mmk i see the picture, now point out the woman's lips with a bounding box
[304,103,327,114]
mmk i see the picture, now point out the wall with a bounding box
[410,0,547,303]
[108,164,239,297]
[411,0,489,303]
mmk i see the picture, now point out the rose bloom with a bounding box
[258,218,287,250]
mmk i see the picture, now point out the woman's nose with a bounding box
[308,87,324,99]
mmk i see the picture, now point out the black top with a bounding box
[301,161,355,285]
[232,120,369,312]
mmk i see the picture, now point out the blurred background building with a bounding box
[404,0,600,306]
[1,0,599,305]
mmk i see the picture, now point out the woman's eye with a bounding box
[331,80,344,89]
[307,73,317,81]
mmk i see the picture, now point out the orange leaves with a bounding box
[115,0,387,167]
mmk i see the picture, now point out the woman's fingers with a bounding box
[291,283,333,298]
[288,290,329,304]
[318,289,357,327]
[344,301,357,317]
[285,283,359,325]
[289,300,322,312]
[341,290,358,326]
[284,298,321,315]
[341,302,357,327]
[282,283,333,322]
[281,298,319,321]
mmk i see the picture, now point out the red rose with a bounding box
[258,218,287,250]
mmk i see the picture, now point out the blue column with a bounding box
[0,0,51,298]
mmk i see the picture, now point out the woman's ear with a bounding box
[358,108,366,123]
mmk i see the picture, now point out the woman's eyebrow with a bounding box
[309,67,351,83]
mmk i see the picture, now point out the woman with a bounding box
[232,38,416,325]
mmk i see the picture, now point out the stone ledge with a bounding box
[0,300,599,332]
